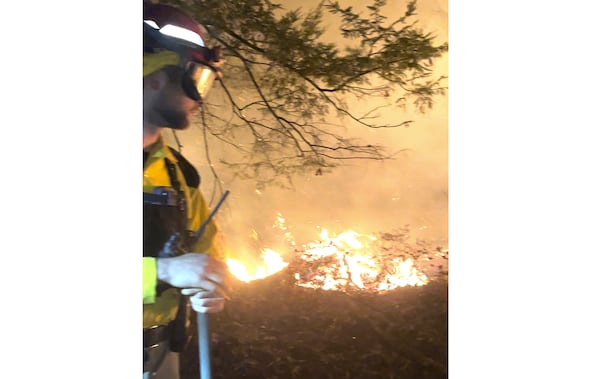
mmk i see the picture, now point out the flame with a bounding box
[226,217,430,292]
[227,248,289,283]
[294,228,428,292]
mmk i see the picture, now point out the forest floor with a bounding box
[180,268,448,379]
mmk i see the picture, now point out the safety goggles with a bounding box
[181,61,218,103]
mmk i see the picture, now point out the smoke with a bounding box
[164,0,448,263]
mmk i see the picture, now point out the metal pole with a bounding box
[197,313,212,379]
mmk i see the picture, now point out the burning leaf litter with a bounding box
[181,214,448,379]
[225,213,446,293]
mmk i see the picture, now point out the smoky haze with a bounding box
[164,0,448,264]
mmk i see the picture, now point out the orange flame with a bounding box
[227,248,289,283]
[226,216,429,292]
[294,228,428,292]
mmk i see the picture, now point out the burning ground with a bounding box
[180,227,448,379]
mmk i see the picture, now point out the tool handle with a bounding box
[197,313,212,379]
[194,190,229,379]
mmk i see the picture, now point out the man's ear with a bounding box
[149,77,161,91]
[148,71,166,91]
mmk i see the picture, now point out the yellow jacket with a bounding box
[142,136,223,329]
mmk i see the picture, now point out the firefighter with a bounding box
[142,3,229,378]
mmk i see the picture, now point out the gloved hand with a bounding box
[157,252,229,297]
[181,288,226,313]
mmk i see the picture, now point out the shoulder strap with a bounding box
[168,147,201,189]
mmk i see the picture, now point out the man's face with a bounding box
[154,73,200,130]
